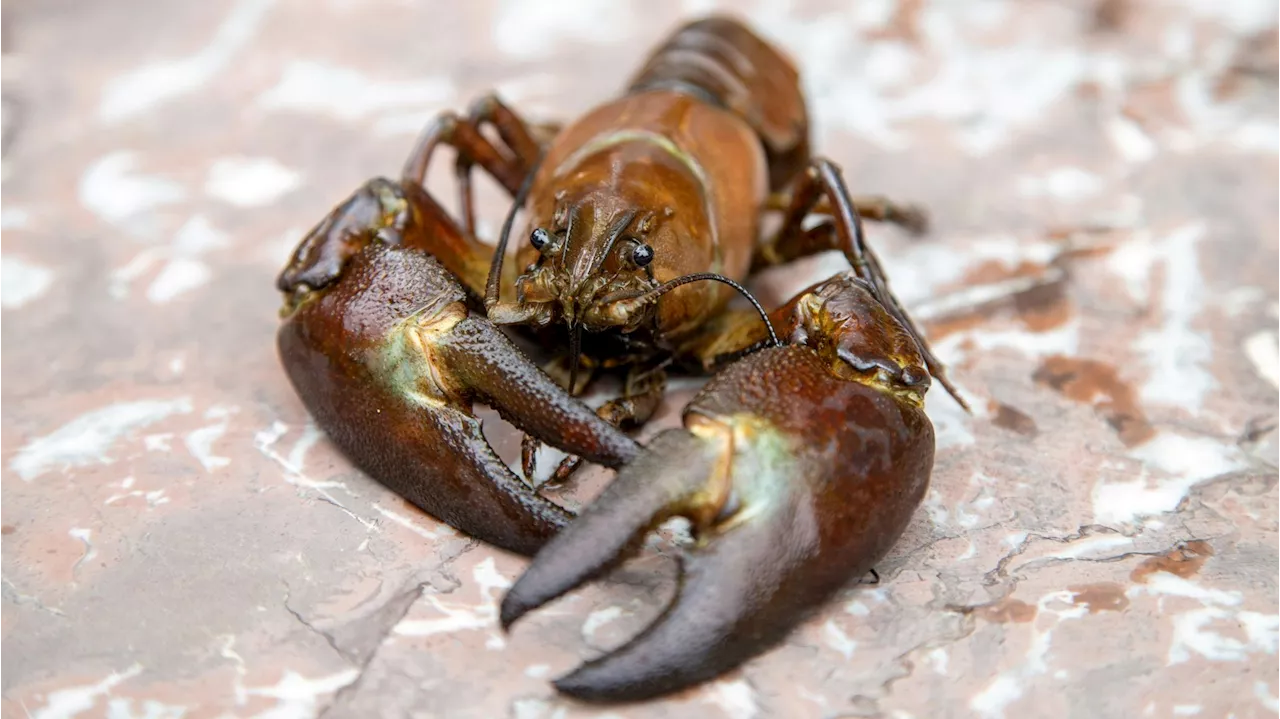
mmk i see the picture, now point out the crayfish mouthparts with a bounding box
[501,342,935,703]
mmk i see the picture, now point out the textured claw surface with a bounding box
[499,430,719,630]
[502,344,935,701]
[277,238,638,556]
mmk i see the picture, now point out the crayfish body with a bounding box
[275,14,962,703]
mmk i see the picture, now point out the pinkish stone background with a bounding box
[2,1,1277,717]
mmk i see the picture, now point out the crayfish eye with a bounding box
[530,228,551,251]
[900,365,931,389]
[632,243,655,267]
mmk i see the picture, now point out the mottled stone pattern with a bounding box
[1,0,1276,717]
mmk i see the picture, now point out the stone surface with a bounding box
[2,1,1277,717]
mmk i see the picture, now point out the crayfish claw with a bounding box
[277,231,638,556]
[503,342,935,701]
[500,430,718,630]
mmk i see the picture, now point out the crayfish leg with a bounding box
[760,190,929,236]
[750,158,967,410]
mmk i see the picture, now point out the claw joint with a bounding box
[685,415,735,533]
[792,280,929,406]
[380,300,469,408]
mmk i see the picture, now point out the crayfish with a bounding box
[275,15,966,702]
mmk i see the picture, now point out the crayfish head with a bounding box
[513,189,665,334]
[277,178,410,315]
[787,273,931,406]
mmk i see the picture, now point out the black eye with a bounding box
[632,243,654,267]
[530,228,550,250]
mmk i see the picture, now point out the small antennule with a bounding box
[624,273,780,347]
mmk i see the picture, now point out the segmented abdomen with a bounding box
[627,15,811,190]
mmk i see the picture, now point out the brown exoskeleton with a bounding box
[275,15,965,702]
